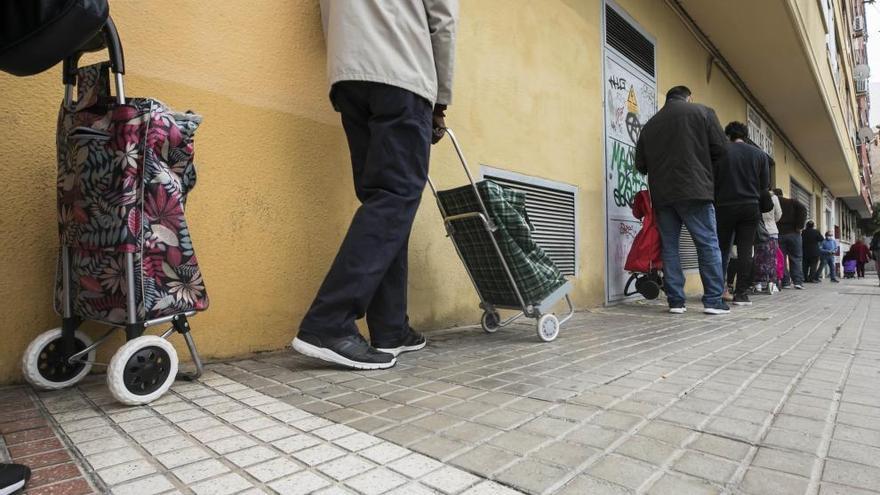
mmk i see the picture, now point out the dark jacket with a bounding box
[801,227,823,258]
[776,196,807,235]
[635,96,728,206]
[714,141,770,206]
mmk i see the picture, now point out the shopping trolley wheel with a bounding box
[22,328,95,390]
[536,314,560,342]
[481,310,501,333]
[107,336,179,406]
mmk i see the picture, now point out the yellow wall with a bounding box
[0,0,832,383]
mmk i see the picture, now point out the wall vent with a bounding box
[481,167,578,277]
[605,4,655,77]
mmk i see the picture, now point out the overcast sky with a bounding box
[868,2,880,126]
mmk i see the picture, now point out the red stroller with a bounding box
[623,190,664,299]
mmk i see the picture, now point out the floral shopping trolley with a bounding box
[21,19,208,405]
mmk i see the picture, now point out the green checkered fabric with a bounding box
[436,180,566,307]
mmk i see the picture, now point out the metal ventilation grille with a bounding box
[791,180,814,220]
[605,4,655,77]
[680,227,699,271]
[484,174,577,277]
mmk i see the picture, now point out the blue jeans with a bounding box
[655,201,725,308]
[779,233,804,286]
[820,254,837,281]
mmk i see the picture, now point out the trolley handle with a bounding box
[428,127,496,231]
[62,17,124,82]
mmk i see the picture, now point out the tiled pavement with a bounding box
[4,275,880,494]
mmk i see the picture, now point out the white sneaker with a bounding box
[754,283,763,292]
[769,283,779,295]
[794,284,804,290]
[668,307,687,314]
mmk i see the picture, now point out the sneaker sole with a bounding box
[733,302,753,306]
[375,340,427,357]
[703,308,731,315]
[291,338,396,370]
[668,308,687,314]
[0,480,26,495]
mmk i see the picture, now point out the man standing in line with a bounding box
[635,86,730,315]
[801,221,824,283]
[819,231,839,283]
[714,122,770,306]
[293,1,458,370]
[774,188,807,290]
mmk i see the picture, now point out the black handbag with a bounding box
[759,190,774,213]
[755,219,770,245]
[0,0,108,76]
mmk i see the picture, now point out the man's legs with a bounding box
[733,205,759,297]
[678,201,725,309]
[857,262,866,278]
[781,233,804,287]
[655,206,685,309]
[822,255,837,281]
[715,206,736,280]
[296,82,432,367]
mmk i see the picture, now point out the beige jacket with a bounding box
[319,0,457,106]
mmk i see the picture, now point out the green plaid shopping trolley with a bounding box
[430,129,574,342]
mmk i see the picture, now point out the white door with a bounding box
[603,3,657,303]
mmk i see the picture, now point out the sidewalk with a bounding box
[2,275,879,495]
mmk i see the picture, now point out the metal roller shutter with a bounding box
[790,180,814,220]
[483,172,578,277]
[680,227,699,270]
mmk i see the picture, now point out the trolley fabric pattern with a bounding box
[429,129,574,342]
[54,62,208,325]
[436,181,566,307]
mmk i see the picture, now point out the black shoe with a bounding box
[292,333,396,370]
[0,463,31,495]
[732,293,752,306]
[373,329,427,356]
[704,302,731,315]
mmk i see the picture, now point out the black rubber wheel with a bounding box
[122,346,172,396]
[37,336,87,383]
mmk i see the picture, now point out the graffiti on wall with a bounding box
[605,54,656,301]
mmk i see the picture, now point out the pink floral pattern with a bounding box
[54,63,208,324]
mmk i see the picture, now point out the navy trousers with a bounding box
[299,81,432,342]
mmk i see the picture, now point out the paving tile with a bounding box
[191,425,239,443]
[556,475,632,495]
[317,455,374,481]
[269,471,332,495]
[110,475,176,495]
[74,435,129,456]
[246,457,303,483]
[689,433,752,461]
[450,444,518,477]
[156,446,212,469]
[235,416,282,433]
[496,458,568,494]
[292,444,347,466]
[176,416,224,433]
[333,432,384,452]
[225,445,281,468]
[206,434,258,455]
[460,481,525,495]
[141,435,195,456]
[821,458,880,491]
[488,430,548,455]
[740,467,809,495]
[190,472,254,495]
[273,434,323,454]
[97,459,156,486]
[85,447,142,470]
[172,458,229,484]
[377,424,433,446]
[410,435,468,460]
[647,473,719,495]
[672,451,738,484]
[586,454,657,491]
[752,447,815,478]
[387,452,444,479]
[359,442,411,464]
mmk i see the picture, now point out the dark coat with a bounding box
[635,96,728,207]
[801,227,823,258]
[714,141,771,206]
[776,196,807,235]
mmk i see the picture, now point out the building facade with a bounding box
[0,0,873,383]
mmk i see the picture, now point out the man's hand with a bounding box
[432,104,447,144]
